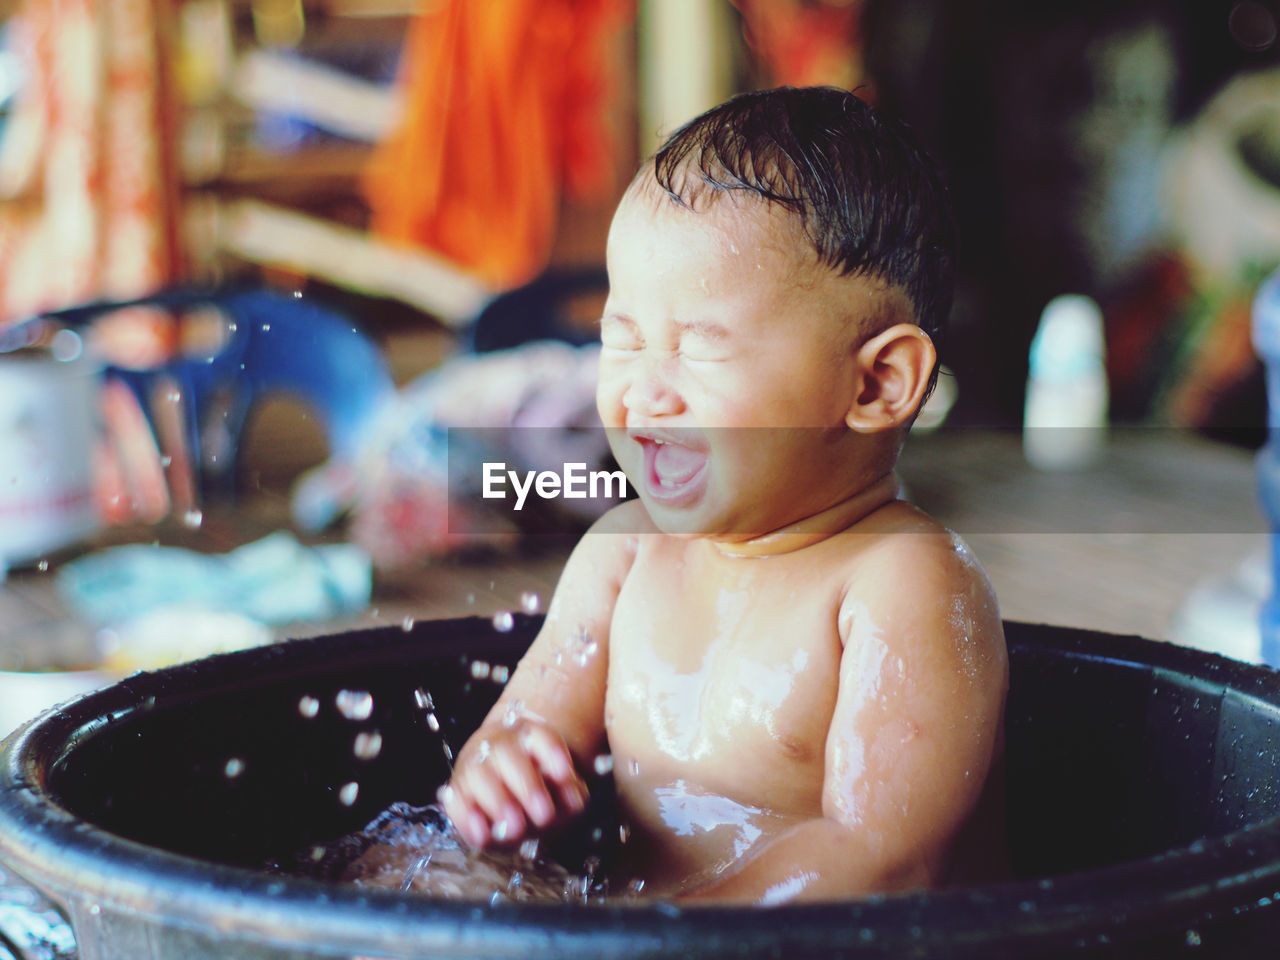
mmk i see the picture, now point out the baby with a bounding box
[440,86,1008,903]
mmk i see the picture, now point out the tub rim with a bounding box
[0,618,1279,957]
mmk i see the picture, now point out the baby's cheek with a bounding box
[595,371,626,428]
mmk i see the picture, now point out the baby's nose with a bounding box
[622,355,684,417]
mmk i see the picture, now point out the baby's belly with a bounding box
[615,772,807,896]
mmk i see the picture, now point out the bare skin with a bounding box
[440,184,1008,903]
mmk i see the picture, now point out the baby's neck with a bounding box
[709,474,900,558]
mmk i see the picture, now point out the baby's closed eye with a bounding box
[599,315,643,351]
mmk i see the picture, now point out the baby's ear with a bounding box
[844,323,937,433]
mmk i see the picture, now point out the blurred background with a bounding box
[0,0,1278,728]
[2,0,1277,434]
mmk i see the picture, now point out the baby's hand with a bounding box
[439,719,590,849]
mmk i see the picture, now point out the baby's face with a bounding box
[598,186,886,538]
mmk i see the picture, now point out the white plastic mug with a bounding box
[0,344,101,575]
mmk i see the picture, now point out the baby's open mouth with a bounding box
[631,431,708,503]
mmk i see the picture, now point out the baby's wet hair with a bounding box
[650,86,955,349]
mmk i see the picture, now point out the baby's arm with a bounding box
[440,504,641,849]
[682,533,1007,903]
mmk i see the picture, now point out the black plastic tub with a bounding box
[2,618,1280,959]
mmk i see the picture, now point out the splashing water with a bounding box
[502,700,524,728]
[335,690,374,721]
[300,803,625,905]
[492,611,515,633]
[353,731,383,760]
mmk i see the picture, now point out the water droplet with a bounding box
[413,687,434,711]
[519,838,540,862]
[353,730,382,760]
[338,781,359,806]
[224,757,245,778]
[336,690,374,721]
[629,758,640,776]
[36,559,48,572]
[1186,929,1202,947]
[502,701,523,727]
[474,739,492,762]
[593,754,614,775]
[426,713,441,733]
[292,290,303,299]
[491,664,510,684]
[182,508,204,529]
[261,323,272,332]
[298,696,320,718]
[626,878,646,899]
[166,389,182,404]
[442,742,454,762]
[89,904,100,916]
[402,617,416,632]
[466,593,476,605]
[492,611,515,633]
[470,660,491,680]
[520,591,541,614]
[619,823,631,844]
[569,629,599,667]
[227,321,238,333]
[309,845,326,862]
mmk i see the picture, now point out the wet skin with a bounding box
[441,185,1008,903]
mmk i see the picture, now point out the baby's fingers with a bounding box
[446,761,527,847]
[490,742,557,830]
[437,781,490,849]
[517,725,580,786]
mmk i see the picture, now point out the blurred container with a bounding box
[0,340,101,574]
[1023,294,1109,471]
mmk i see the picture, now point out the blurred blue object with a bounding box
[38,287,394,498]
[1252,265,1280,665]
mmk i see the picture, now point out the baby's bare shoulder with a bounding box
[837,502,1004,671]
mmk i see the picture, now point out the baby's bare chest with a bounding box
[604,551,845,802]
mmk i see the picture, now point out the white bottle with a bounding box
[1023,294,1109,471]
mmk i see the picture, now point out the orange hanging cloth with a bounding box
[364,0,630,292]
